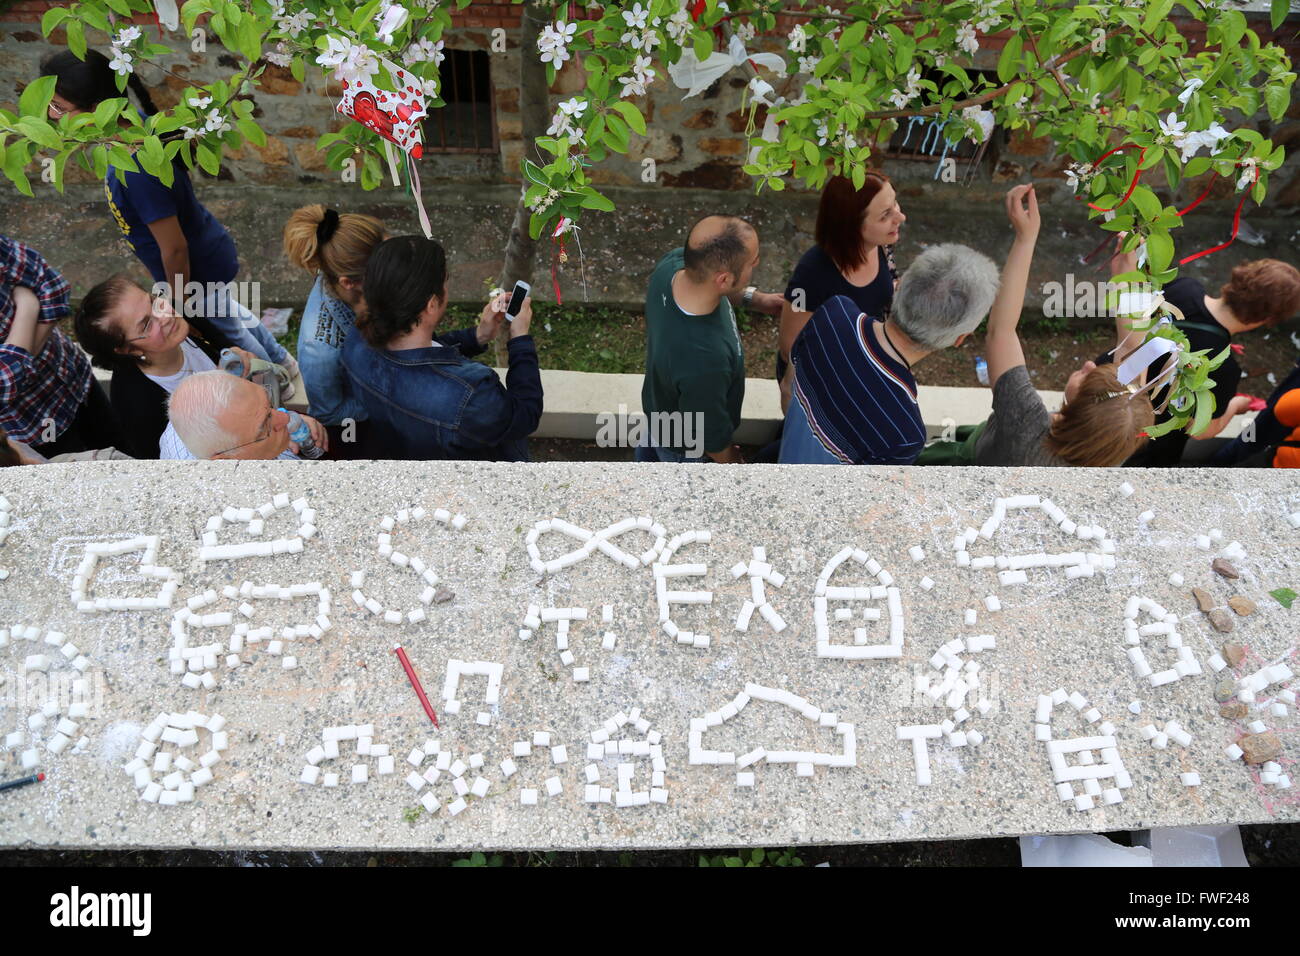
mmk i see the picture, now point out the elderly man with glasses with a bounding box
[160,371,326,460]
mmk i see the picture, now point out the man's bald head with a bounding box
[683,215,757,286]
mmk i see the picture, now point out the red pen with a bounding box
[393,644,439,728]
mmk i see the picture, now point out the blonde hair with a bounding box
[1043,364,1155,467]
[282,204,385,299]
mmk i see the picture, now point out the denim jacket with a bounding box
[297,275,368,427]
[342,325,543,461]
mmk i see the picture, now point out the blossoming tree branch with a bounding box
[1,0,1294,433]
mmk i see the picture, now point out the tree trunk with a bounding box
[497,5,550,364]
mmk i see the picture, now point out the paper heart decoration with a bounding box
[337,57,428,158]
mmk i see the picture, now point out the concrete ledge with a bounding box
[95,364,1253,447]
[0,460,1296,852]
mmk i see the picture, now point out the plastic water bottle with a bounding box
[975,356,989,386]
[282,409,324,459]
[218,348,245,378]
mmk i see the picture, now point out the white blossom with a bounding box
[666,8,692,42]
[1063,161,1095,194]
[108,49,134,76]
[375,1,410,44]
[622,28,660,52]
[316,35,380,85]
[622,3,650,30]
[558,97,588,118]
[404,37,445,66]
[797,54,819,74]
[788,23,807,54]
[204,108,232,134]
[1176,78,1203,105]
[961,105,994,142]
[187,93,212,109]
[538,20,577,65]
[815,119,831,145]
[619,55,656,98]
[1236,157,1257,191]
[955,21,978,55]
[422,76,440,96]
[1158,111,1187,141]
[115,25,142,45]
[181,126,200,140]
[735,21,756,42]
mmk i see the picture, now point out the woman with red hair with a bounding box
[776,172,906,409]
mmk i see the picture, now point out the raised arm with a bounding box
[984,184,1040,389]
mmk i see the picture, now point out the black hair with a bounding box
[682,216,754,282]
[358,236,448,348]
[73,274,144,370]
[39,48,158,115]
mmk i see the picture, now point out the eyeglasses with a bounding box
[48,101,68,119]
[211,405,275,458]
[125,300,171,342]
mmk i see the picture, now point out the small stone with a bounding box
[1239,732,1282,765]
[1222,643,1246,668]
[433,588,454,604]
[1214,676,1239,703]
[1211,558,1239,580]
[1207,609,1234,634]
[1219,701,1248,719]
[1227,596,1256,617]
[1192,587,1215,612]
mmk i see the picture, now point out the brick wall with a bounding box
[3,1,1299,207]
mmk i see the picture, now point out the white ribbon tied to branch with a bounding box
[1109,295,1189,412]
[667,33,785,99]
[153,0,179,30]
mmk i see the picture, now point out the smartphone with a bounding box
[504,280,530,322]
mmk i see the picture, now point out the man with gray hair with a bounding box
[780,242,999,464]
[160,371,326,460]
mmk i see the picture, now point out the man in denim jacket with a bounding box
[342,236,543,461]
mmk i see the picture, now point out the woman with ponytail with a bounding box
[283,205,385,456]
[39,49,294,373]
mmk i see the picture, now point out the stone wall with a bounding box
[3,2,1299,207]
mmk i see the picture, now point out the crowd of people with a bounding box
[3,49,1300,470]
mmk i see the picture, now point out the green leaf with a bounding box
[3,142,33,197]
[693,30,713,64]
[1265,83,1290,123]
[1129,186,1162,221]
[803,139,819,165]
[93,97,126,131]
[195,142,220,176]
[1190,387,1214,435]
[840,21,868,50]
[610,101,646,136]
[1272,0,1289,30]
[19,75,57,120]
[1183,156,1212,178]
[104,0,133,16]
[1143,0,1174,33]
[997,33,1022,84]
[1147,231,1174,273]
[1269,587,1297,610]
[291,57,306,83]
[40,5,71,35]
[16,117,61,151]
[578,189,615,211]
[237,118,267,147]
[752,848,766,864]
[605,114,630,153]
[65,19,87,59]
[91,145,109,179]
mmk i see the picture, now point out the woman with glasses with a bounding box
[73,274,255,459]
[38,50,295,373]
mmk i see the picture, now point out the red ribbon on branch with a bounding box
[1176,164,1258,266]
[1081,144,1147,213]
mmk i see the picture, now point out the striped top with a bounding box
[779,295,925,465]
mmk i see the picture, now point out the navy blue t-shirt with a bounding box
[104,159,239,285]
[778,244,896,381]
